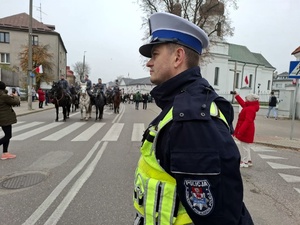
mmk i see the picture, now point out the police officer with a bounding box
[133,12,253,225]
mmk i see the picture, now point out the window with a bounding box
[268,80,271,90]
[249,74,253,87]
[32,35,39,45]
[214,67,219,85]
[0,32,10,43]
[0,53,10,63]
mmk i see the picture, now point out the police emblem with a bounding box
[184,179,214,216]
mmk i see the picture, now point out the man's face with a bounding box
[98,79,102,84]
[146,44,176,85]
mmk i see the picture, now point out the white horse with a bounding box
[79,84,91,120]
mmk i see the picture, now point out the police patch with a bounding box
[184,179,214,216]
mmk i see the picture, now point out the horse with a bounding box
[106,92,114,110]
[113,90,121,114]
[79,84,92,120]
[70,86,79,112]
[92,87,105,120]
[48,82,71,122]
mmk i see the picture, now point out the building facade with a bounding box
[0,13,67,87]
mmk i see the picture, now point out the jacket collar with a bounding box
[150,66,202,109]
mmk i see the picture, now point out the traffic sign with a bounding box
[289,61,300,79]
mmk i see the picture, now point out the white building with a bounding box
[201,41,275,102]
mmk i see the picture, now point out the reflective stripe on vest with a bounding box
[133,102,228,225]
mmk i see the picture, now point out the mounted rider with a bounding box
[83,74,92,95]
[112,79,120,97]
[84,74,94,104]
[57,74,71,98]
[94,78,107,105]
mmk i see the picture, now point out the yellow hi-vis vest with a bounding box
[133,102,228,225]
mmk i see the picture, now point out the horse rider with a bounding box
[112,79,120,97]
[95,78,107,105]
[84,74,92,96]
[57,74,71,98]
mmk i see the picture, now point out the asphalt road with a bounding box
[0,102,299,225]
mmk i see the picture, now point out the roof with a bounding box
[291,46,300,55]
[0,13,67,53]
[122,77,152,86]
[0,13,53,32]
[228,43,275,69]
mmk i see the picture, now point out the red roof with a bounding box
[291,46,300,55]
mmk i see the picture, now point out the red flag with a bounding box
[36,65,43,73]
[244,76,249,85]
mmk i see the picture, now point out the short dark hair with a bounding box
[271,91,274,95]
[167,43,200,68]
[0,81,6,90]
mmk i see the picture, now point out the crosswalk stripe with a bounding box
[294,188,300,194]
[252,148,277,152]
[102,123,124,141]
[258,154,287,160]
[267,162,300,169]
[278,173,300,183]
[41,122,86,141]
[131,123,145,142]
[12,123,63,141]
[71,123,105,141]
[13,122,45,133]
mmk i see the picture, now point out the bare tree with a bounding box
[72,61,91,82]
[19,44,54,89]
[137,0,237,40]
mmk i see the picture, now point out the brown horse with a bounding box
[113,90,121,114]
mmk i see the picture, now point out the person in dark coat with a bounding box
[266,91,278,119]
[37,88,45,108]
[133,12,253,225]
[233,92,260,168]
[0,81,20,160]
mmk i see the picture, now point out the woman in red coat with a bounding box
[234,92,260,168]
[37,88,45,108]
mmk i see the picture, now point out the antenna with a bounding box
[35,2,47,22]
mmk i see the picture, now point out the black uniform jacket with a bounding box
[149,66,253,225]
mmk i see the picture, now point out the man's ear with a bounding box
[174,47,185,68]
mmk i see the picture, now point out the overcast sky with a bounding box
[1,0,299,83]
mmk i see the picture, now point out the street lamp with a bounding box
[82,51,86,82]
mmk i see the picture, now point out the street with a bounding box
[0,103,299,225]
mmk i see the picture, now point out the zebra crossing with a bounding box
[3,120,146,142]
[252,145,300,195]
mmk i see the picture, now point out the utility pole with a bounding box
[27,0,33,110]
[229,61,241,103]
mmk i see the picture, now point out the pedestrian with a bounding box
[37,88,45,108]
[0,81,20,160]
[45,90,49,106]
[135,91,141,110]
[233,92,260,168]
[133,12,253,225]
[31,87,36,102]
[266,91,278,119]
[142,93,148,109]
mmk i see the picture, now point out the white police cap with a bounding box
[139,12,209,58]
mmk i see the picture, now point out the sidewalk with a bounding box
[14,100,55,116]
[13,101,300,151]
